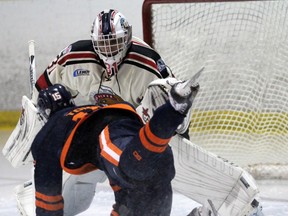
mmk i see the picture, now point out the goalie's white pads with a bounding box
[15,170,107,216]
[2,95,47,167]
[15,179,35,216]
[136,77,193,134]
[62,170,107,215]
[171,135,261,216]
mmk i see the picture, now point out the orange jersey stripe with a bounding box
[145,122,171,145]
[35,192,63,211]
[61,103,141,173]
[110,184,122,192]
[63,163,98,175]
[111,209,120,216]
[99,127,122,166]
[36,192,63,202]
[139,128,167,153]
[35,200,63,211]
[61,106,100,174]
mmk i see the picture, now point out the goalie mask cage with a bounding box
[143,0,288,179]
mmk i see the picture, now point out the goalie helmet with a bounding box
[91,9,132,78]
[37,84,75,118]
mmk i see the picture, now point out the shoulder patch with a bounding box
[157,58,166,73]
[73,69,90,77]
[124,43,169,78]
[61,45,72,55]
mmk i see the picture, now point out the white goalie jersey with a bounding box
[3,36,170,168]
[31,36,170,107]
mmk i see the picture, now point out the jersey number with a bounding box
[51,92,62,101]
[105,62,118,77]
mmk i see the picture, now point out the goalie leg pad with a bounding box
[217,171,261,216]
[62,170,107,216]
[15,170,107,216]
[170,135,260,216]
[2,95,47,167]
[15,180,35,216]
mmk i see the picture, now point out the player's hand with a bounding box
[169,79,199,115]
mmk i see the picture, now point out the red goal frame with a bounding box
[142,0,262,47]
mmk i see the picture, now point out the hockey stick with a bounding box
[2,40,46,167]
[207,199,219,216]
[28,40,36,98]
[187,66,204,87]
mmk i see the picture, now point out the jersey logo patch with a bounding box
[61,45,72,55]
[157,58,166,72]
[73,69,90,77]
[92,86,124,106]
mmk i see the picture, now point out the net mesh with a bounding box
[145,0,288,179]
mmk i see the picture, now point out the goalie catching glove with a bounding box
[136,76,200,135]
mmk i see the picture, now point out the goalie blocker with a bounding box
[2,96,47,167]
[2,84,75,167]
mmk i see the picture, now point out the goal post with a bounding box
[142,0,288,179]
[142,0,259,46]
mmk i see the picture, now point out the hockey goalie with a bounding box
[2,76,264,215]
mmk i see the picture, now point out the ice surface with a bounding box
[1,130,288,216]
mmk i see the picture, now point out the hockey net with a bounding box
[142,0,288,179]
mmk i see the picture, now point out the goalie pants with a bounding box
[31,102,184,216]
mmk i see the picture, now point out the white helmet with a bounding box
[91,9,132,77]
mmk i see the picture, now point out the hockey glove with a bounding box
[169,79,199,115]
[37,84,75,118]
